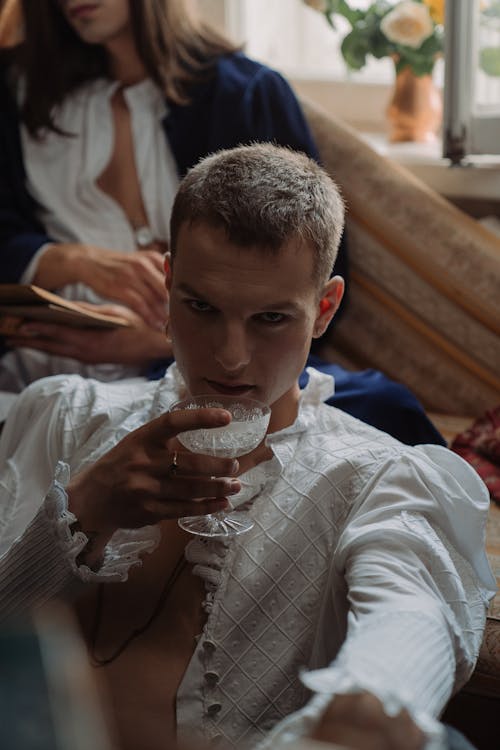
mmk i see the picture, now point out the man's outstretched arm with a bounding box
[256,447,495,750]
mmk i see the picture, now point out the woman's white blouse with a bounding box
[2,78,180,387]
[20,77,178,288]
[0,368,496,749]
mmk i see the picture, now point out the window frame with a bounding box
[443,0,500,162]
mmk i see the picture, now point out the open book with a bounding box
[0,284,130,334]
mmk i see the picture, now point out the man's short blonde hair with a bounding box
[170,143,345,287]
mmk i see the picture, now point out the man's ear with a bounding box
[312,276,344,339]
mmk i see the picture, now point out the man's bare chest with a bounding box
[74,523,206,750]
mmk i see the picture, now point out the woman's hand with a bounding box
[4,304,171,366]
[33,243,168,328]
[310,692,425,750]
[67,407,242,564]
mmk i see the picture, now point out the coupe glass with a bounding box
[170,394,271,537]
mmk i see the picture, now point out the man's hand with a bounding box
[67,406,242,563]
[4,304,171,365]
[310,692,425,750]
[33,243,168,328]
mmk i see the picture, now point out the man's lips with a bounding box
[205,380,255,396]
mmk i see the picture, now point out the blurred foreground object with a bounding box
[0,602,115,750]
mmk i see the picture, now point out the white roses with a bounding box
[381,1,435,49]
[303,0,442,76]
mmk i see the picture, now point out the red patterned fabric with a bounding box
[451,406,500,505]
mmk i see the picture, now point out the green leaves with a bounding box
[478,1,500,77]
[317,0,443,76]
[340,31,369,70]
[324,0,365,28]
[480,47,500,77]
[332,1,393,70]
[394,28,444,76]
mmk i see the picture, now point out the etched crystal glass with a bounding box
[170,394,271,537]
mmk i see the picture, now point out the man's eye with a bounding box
[188,300,213,312]
[258,312,286,324]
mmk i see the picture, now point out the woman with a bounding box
[0,0,337,376]
[0,0,441,444]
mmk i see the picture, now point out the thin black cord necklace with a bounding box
[90,552,187,667]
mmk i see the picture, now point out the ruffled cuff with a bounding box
[298,670,447,750]
[254,686,447,750]
[46,461,160,584]
[255,610,452,750]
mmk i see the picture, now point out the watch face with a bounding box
[135,226,155,247]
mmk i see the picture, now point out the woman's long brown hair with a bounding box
[1,0,238,136]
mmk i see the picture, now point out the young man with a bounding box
[0,145,494,750]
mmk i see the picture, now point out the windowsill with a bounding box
[360,133,500,202]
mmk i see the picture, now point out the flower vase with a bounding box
[386,66,442,143]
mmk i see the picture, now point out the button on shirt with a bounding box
[0,367,496,749]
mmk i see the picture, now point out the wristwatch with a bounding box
[134,225,155,248]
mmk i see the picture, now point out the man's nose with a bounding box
[214,323,251,373]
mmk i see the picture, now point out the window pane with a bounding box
[475,0,500,114]
[444,0,500,159]
[229,0,395,83]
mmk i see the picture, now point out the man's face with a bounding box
[168,222,332,432]
[58,0,131,46]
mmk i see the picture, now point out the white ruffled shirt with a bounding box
[0,366,496,749]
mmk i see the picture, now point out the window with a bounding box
[444,0,500,160]
[226,0,396,83]
[204,0,500,158]
[223,0,445,130]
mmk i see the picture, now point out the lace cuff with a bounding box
[298,669,447,750]
[45,461,160,584]
[255,609,452,750]
[254,683,447,750]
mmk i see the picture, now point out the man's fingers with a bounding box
[146,406,232,446]
[149,446,239,478]
[144,497,231,519]
[160,474,241,501]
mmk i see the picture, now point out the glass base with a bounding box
[178,511,254,538]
